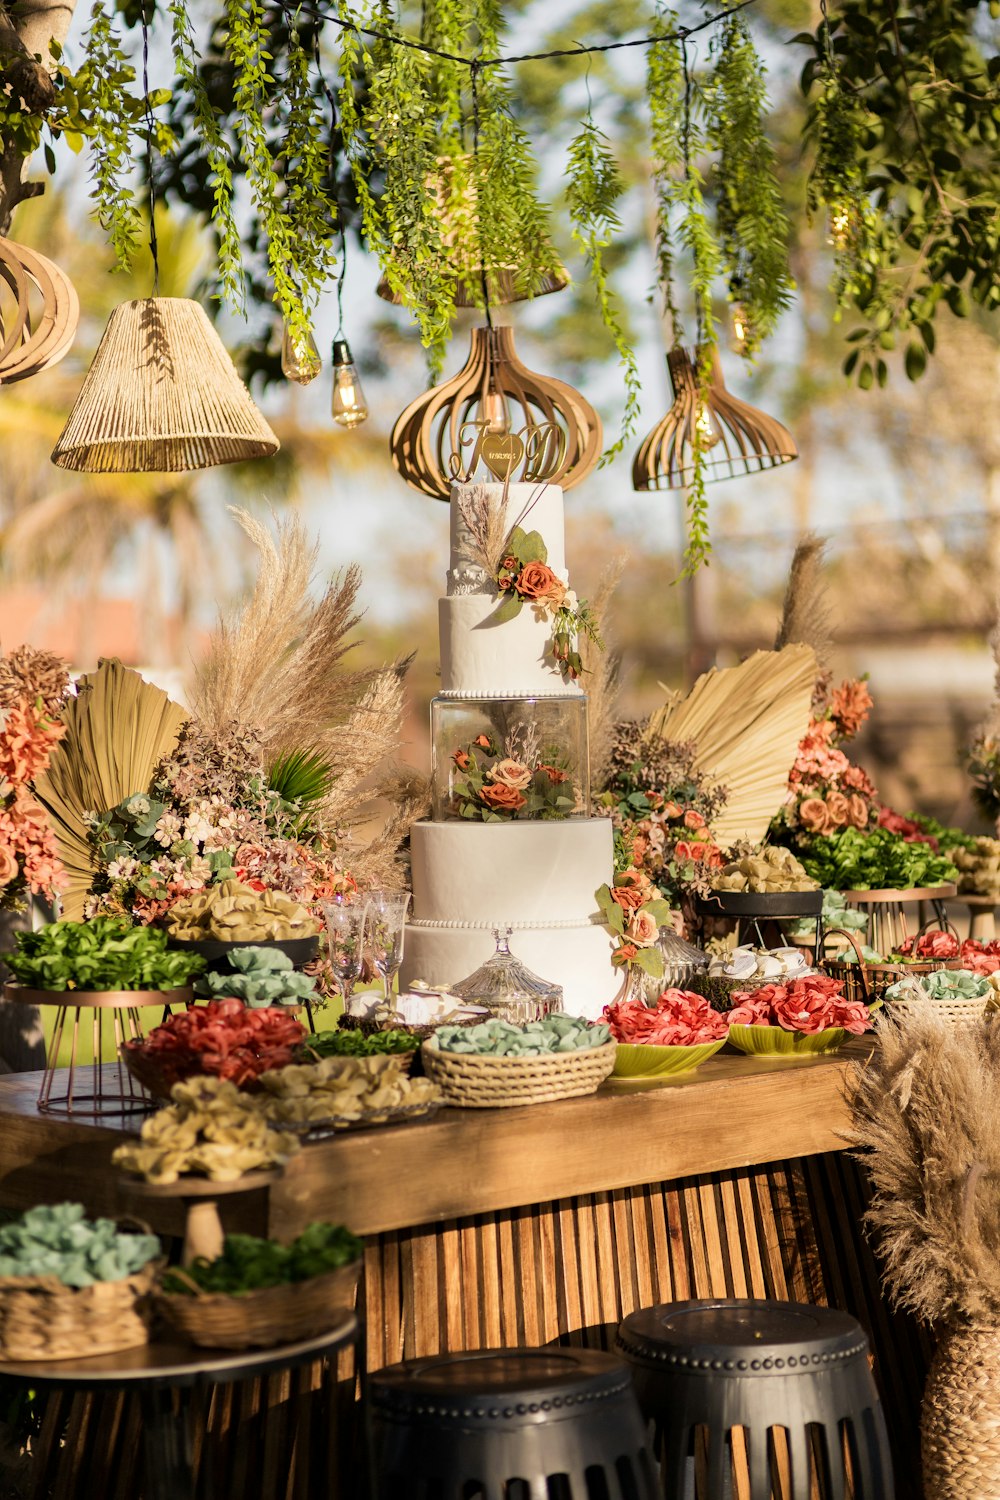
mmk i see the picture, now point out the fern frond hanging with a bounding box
[566,115,640,459]
[647,9,684,340]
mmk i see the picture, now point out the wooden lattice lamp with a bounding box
[391,323,602,499]
[0,236,79,384]
[633,345,797,490]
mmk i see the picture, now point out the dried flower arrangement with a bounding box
[0,645,71,911]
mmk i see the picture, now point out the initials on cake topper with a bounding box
[449,419,568,484]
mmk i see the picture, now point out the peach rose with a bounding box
[617,866,655,899]
[610,884,647,912]
[627,909,659,947]
[0,844,18,887]
[825,791,850,828]
[479,782,526,813]
[683,809,706,830]
[489,757,532,791]
[848,794,870,830]
[515,561,564,602]
[798,797,831,834]
[661,800,683,819]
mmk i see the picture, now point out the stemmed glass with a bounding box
[322,900,368,1014]
[365,891,411,1003]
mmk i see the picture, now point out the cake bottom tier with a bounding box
[399,919,620,1023]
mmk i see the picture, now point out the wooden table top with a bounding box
[0,1041,871,1238]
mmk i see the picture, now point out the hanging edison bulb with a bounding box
[478,382,511,435]
[331,339,369,428]
[694,402,722,450]
[731,303,752,353]
[280,322,322,385]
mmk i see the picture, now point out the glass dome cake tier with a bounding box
[430,694,589,822]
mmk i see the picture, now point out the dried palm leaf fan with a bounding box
[632,346,797,490]
[376,156,569,308]
[50,3,277,474]
[33,659,187,919]
[0,237,79,383]
[646,643,816,847]
[391,324,602,499]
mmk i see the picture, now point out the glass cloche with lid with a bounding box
[451,928,563,1024]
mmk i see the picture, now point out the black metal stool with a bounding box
[617,1299,894,1500]
[369,1346,659,1500]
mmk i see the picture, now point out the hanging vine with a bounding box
[81,0,145,270]
[705,9,793,356]
[646,10,684,341]
[565,112,641,459]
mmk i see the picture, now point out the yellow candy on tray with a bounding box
[164,879,318,942]
[112,1075,300,1185]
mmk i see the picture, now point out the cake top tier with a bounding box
[448,482,566,595]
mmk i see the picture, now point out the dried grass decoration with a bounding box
[633,345,797,490]
[646,643,816,847]
[33,659,187,919]
[51,298,278,473]
[0,236,79,385]
[850,1009,1000,1499]
[390,324,602,499]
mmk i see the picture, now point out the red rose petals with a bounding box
[124,1000,307,1090]
[727,975,871,1036]
[604,989,729,1046]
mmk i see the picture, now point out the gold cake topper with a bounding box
[449,419,568,484]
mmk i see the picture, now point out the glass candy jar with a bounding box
[642,927,710,1004]
[451,929,563,1024]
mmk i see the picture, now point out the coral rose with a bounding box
[626,909,659,947]
[473,734,492,749]
[683,809,706,830]
[537,763,568,784]
[661,800,683,819]
[674,840,694,862]
[479,783,526,813]
[829,678,873,739]
[798,797,831,834]
[613,942,639,967]
[611,884,647,912]
[825,791,850,828]
[489,757,532,791]
[0,844,18,887]
[515,561,563,602]
[616,866,655,900]
[848,794,871,830]
[452,748,470,770]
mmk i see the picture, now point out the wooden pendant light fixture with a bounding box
[0,236,79,385]
[632,345,797,491]
[391,323,602,499]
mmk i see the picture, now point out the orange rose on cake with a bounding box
[514,561,565,606]
[479,782,527,813]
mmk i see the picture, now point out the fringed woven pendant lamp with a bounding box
[51,0,277,474]
[51,297,279,472]
[632,345,797,491]
[391,323,602,499]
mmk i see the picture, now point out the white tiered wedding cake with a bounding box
[400,480,619,1020]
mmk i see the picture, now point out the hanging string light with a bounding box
[281,318,322,384]
[52,1,277,472]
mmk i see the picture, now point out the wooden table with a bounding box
[0,1043,929,1498]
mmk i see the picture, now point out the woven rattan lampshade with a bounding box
[632,345,797,490]
[51,297,279,472]
[391,323,602,499]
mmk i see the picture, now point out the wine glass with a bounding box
[322,900,368,1014]
[365,891,411,1003]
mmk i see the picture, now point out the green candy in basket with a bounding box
[604,989,728,1078]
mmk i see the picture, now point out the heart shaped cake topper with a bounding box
[480,431,525,480]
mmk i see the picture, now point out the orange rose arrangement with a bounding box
[492,523,602,682]
[0,645,70,912]
[448,729,580,823]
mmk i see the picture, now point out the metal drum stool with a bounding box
[617,1299,894,1500]
[369,1346,659,1500]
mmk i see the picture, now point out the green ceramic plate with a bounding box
[726,1024,846,1058]
[612,1038,726,1078]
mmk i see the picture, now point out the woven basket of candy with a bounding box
[821,928,958,1008]
[422,1035,616,1108]
[155,1259,360,1350]
[884,967,992,1029]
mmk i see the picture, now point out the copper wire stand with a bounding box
[2,984,192,1116]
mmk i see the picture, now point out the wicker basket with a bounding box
[421,1039,616,1108]
[822,928,954,1007]
[155,1258,360,1350]
[0,1258,160,1361]
[923,1321,1000,1499]
[890,993,989,1028]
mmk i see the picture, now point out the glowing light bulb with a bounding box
[828,204,852,250]
[281,322,322,385]
[732,304,750,350]
[331,339,369,428]
[694,403,721,450]
[478,384,510,435]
